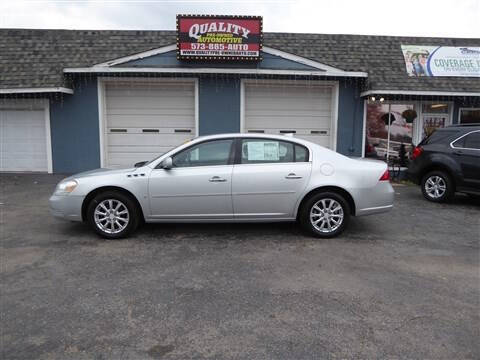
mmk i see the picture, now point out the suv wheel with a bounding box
[299,192,350,238]
[87,191,139,239]
[421,170,454,203]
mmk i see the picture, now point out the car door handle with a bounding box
[285,173,302,179]
[209,176,227,182]
[453,150,463,155]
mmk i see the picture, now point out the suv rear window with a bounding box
[421,130,459,145]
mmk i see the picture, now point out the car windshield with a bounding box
[144,138,198,166]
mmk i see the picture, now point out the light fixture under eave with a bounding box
[430,103,448,109]
[379,97,385,102]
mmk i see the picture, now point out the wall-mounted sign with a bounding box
[176,15,263,61]
[401,45,480,77]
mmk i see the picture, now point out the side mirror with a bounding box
[160,157,173,170]
[134,161,148,168]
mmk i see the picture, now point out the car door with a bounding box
[148,138,235,219]
[232,138,312,219]
[452,130,480,189]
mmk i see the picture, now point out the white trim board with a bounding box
[88,43,368,78]
[361,89,480,97]
[64,66,364,78]
[94,44,177,67]
[262,46,367,77]
[0,87,73,95]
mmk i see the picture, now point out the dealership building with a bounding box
[1,19,479,173]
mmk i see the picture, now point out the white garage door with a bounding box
[104,80,196,168]
[244,81,335,148]
[0,109,48,172]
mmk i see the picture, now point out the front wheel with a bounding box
[421,171,454,203]
[299,192,350,238]
[87,191,139,239]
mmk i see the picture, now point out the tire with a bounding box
[87,190,139,239]
[299,192,350,238]
[421,170,454,203]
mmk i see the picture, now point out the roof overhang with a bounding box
[64,44,368,78]
[361,89,480,97]
[0,87,74,95]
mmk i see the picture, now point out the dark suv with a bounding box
[407,124,480,202]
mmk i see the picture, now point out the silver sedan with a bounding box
[50,134,394,239]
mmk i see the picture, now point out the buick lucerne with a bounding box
[50,134,394,239]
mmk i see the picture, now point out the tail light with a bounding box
[411,146,423,160]
[379,169,390,181]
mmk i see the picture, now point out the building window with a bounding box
[459,108,480,124]
[420,103,451,139]
[366,103,414,161]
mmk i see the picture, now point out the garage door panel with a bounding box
[104,81,195,168]
[107,89,194,98]
[244,82,334,149]
[107,133,192,146]
[107,152,170,167]
[246,99,330,111]
[107,115,194,128]
[106,97,193,110]
[244,116,332,129]
[1,109,48,172]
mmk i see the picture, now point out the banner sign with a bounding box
[177,15,263,61]
[401,45,480,77]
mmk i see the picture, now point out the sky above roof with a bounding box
[1,0,479,38]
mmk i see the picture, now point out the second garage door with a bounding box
[243,81,336,148]
[104,80,196,168]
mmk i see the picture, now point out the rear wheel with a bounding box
[421,170,454,203]
[299,192,350,238]
[87,191,139,239]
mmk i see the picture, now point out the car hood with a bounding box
[66,167,137,181]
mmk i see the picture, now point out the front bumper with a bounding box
[49,194,85,222]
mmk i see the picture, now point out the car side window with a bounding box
[463,132,480,150]
[240,139,305,164]
[295,145,309,162]
[172,139,233,168]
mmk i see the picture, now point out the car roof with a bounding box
[193,133,320,148]
[446,123,480,129]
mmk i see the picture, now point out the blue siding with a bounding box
[50,78,100,173]
[198,76,240,135]
[336,80,364,156]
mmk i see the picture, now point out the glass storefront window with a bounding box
[366,103,414,162]
[459,108,480,124]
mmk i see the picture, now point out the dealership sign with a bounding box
[401,45,480,77]
[177,15,263,60]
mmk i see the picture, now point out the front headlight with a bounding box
[55,179,78,195]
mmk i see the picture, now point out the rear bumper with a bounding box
[49,194,84,222]
[354,181,395,216]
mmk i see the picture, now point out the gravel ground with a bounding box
[1,173,479,359]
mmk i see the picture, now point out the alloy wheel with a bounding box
[424,175,446,199]
[310,198,344,233]
[94,199,130,234]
